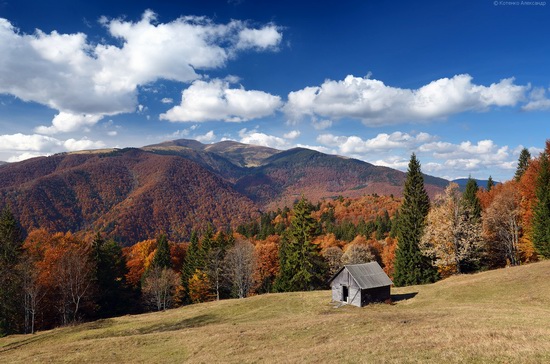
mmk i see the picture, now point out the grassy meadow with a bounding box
[1,260,550,363]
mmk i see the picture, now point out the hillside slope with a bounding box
[2,261,549,363]
[144,140,449,208]
[0,149,259,244]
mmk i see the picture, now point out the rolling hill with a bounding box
[0,139,449,243]
[0,148,259,244]
[1,260,549,363]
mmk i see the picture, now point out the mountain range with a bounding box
[0,139,450,244]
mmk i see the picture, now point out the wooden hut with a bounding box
[328,262,392,307]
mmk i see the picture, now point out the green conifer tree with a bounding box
[180,230,200,304]
[274,197,325,292]
[515,148,531,181]
[532,153,550,258]
[92,233,131,318]
[462,177,482,220]
[486,176,495,191]
[393,154,439,287]
[0,206,23,336]
[151,234,171,269]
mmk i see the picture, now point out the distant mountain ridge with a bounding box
[452,178,497,190]
[0,139,450,243]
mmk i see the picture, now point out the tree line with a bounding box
[392,144,550,286]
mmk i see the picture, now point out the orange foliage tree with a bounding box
[253,236,280,294]
[123,239,157,286]
[24,230,94,326]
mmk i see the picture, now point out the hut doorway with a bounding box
[342,286,349,302]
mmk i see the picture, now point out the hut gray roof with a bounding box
[329,262,393,289]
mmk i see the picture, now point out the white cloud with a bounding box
[283,130,301,139]
[372,156,410,170]
[160,79,282,122]
[7,152,46,163]
[35,112,104,134]
[0,12,283,133]
[317,131,435,154]
[63,138,106,151]
[522,87,550,111]
[235,25,282,51]
[0,133,106,160]
[107,131,118,136]
[161,97,174,104]
[311,118,332,130]
[285,74,528,125]
[0,133,61,151]
[195,130,216,143]
[238,128,289,149]
[295,144,335,154]
[312,129,533,180]
[418,139,510,163]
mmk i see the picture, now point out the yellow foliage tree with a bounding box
[187,269,213,303]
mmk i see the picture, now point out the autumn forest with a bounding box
[1,140,550,338]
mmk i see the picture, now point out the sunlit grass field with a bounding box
[2,260,550,363]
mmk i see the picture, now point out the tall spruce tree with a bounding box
[0,206,23,336]
[151,234,171,269]
[532,153,550,258]
[92,233,132,318]
[180,230,200,304]
[462,177,482,220]
[393,154,439,286]
[515,148,531,181]
[486,176,495,191]
[274,197,325,292]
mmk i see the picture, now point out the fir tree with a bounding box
[389,210,400,238]
[515,148,531,181]
[151,234,171,269]
[532,153,550,258]
[486,176,495,191]
[180,230,200,304]
[91,233,132,318]
[274,197,325,292]
[462,177,482,220]
[0,206,23,336]
[393,154,439,287]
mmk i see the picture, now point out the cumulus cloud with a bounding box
[312,129,531,180]
[63,138,106,151]
[196,130,216,143]
[0,133,61,151]
[311,118,332,130]
[161,98,174,104]
[285,74,528,125]
[35,112,104,134]
[522,87,550,111]
[283,130,301,139]
[0,133,106,161]
[0,11,283,133]
[7,152,46,163]
[235,25,282,51]
[317,131,435,154]
[372,156,410,170]
[160,79,282,122]
[238,128,290,149]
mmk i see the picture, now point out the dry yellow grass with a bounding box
[2,260,550,363]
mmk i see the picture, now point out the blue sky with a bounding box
[1,0,549,181]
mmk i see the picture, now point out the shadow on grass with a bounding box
[391,292,418,302]
[136,314,220,335]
